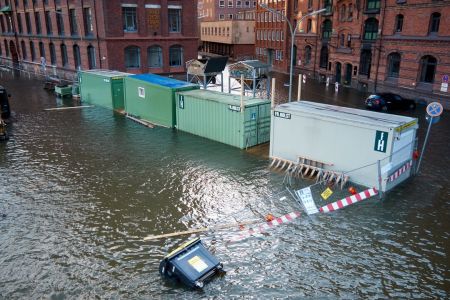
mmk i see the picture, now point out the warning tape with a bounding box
[319,188,378,213]
[229,211,301,242]
[387,160,413,182]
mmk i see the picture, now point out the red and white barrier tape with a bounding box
[229,211,301,242]
[319,188,378,213]
[387,160,413,182]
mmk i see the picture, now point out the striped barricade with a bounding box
[387,160,413,182]
[319,188,378,213]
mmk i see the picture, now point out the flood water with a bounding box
[1,71,449,298]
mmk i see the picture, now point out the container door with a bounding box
[112,80,125,110]
[244,106,258,148]
[257,103,271,144]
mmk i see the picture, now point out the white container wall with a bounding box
[270,101,418,192]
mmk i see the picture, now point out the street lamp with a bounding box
[259,3,326,102]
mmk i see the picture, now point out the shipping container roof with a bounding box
[276,101,417,129]
[178,89,270,106]
[81,69,132,78]
[129,74,197,89]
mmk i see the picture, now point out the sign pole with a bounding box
[416,116,433,174]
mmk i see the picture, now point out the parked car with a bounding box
[0,86,11,119]
[365,93,416,112]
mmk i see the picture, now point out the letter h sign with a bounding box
[374,130,388,153]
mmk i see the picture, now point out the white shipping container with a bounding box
[270,101,419,192]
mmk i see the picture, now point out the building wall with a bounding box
[0,0,199,80]
[200,0,257,21]
[201,20,255,44]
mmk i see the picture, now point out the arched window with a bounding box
[304,46,311,65]
[320,46,328,69]
[339,5,346,22]
[419,55,437,83]
[347,4,353,21]
[39,41,45,57]
[124,46,140,68]
[30,41,36,61]
[21,40,27,60]
[4,40,9,56]
[359,49,372,76]
[306,19,312,33]
[322,19,332,40]
[364,18,378,40]
[148,45,163,68]
[73,44,81,69]
[87,45,96,69]
[169,45,183,67]
[60,44,68,67]
[49,42,56,65]
[429,12,440,34]
[387,52,401,78]
[395,14,403,33]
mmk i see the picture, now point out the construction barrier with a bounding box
[319,188,378,213]
[387,161,413,182]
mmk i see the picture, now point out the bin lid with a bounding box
[129,74,197,89]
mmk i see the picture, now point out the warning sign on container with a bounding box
[321,188,333,200]
[374,130,388,153]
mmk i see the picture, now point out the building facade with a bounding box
[254,0,450,106]
[198,0,256,60]
[0,0,198,80]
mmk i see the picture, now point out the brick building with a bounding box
[254,0,450,106]
[199,0,256,60]
[0,0,198,80]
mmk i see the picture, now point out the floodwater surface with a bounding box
[0,71,449,298]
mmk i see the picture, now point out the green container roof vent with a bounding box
[129,74,197,89]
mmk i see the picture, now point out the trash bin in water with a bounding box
[159,238,223,288]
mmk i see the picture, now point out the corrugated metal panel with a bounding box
[176,90,271,149]
[80,70,128,110]
[124,76,198,128]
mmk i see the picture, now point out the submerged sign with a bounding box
[374,130,388,153]
[295,187,319,215]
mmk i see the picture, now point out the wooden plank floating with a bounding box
[44,105,94,111]
[126,114,155,128]
[143,219,261,241]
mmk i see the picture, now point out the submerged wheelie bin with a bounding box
[159,238,223,288]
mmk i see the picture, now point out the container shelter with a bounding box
[228,60,271,99]
[176,89,271,149]
[124,74,199,128]
[186,56,228,91]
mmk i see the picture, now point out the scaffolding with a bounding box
[228,60,271,99]
[186,56,228,92]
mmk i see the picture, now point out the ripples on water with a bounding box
[0,75,449,298]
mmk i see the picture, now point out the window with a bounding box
[0,16,4,33]
[348,4,353,21]
[4,40,9,57]
[387,52,401,78]
[219,14,224,20]
[39,41,45,58]
[148,45,162,68]
[35,12,42,34]
[359,49,372,76]
[87,45,96,69]
[366,0,380,10]
[17,14,23,33]
[229,14,233,19]
[308,0,313,9]
[320,46,328,69]
[45,11,52,35]
[364,18,378,40]
[83,7,94,36]
[30,41,35,61]
[69,9,77,35]
[429,12,440,34]
[169,45,183,67]
[419,55,437,83]
[168,8,181,32]
[125,46,140,68]
[138,87,145,98]
[322,19,332,40]
[340,5,346,22]
[56,10,64,36]
[219,1,225,7]
[49,43,56,65]
[60,44,68,66]
[304,46,312,65]
[324,0,332,14]
[25,12,31,34]
[395,14,403,32]
[122,7,137,32]
[228,0,233,7]
[73,44,81,69]
[347,34,352,47]
[236,0,241,7]
[340,33,345,47]
[21,40,27,59]
[307,19,312,33]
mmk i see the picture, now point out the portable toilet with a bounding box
[124,74,199,128]
[79,70,131,111]
[175,89,271,149]
[270,101,419,192]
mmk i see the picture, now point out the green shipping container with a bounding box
[176,90,271,149]
[80,70,130,111]
[124,74,199,128]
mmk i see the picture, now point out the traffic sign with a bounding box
[426,102,443,117]
[443,75,449,83]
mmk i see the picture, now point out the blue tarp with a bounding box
[129,74,195,89]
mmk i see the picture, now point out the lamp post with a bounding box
[259,3,326,102]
